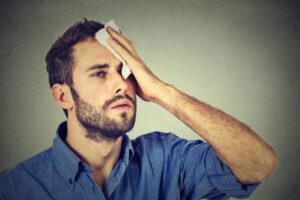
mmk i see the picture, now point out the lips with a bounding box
[110,99,132,110]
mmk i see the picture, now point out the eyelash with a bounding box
[93,71,106,78]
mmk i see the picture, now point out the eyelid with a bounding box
[91,70,106,77]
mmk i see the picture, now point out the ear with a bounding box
[51,84,74,111]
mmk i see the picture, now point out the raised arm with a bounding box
[107,27,277,184]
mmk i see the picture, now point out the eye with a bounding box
[93,71,106,78]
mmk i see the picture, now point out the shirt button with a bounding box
[68,178,73,184]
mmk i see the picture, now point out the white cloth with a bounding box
[95,20,131,79]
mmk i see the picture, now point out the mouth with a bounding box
[110,100,132,111]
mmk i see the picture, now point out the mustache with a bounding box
[103,94,135,110]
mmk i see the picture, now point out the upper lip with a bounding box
[110,99,132,109]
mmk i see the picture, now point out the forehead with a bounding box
[72,37,113,70]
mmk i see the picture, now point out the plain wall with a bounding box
[0,0,299,199]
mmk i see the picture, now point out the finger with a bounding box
[107,37,143,71]
[106,27,138,56]
[107,27,135,54]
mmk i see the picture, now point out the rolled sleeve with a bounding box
[205,147,259,198]
[178,138,259,199]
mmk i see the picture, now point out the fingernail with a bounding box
[106,26,113,32]
[107,37,113,42]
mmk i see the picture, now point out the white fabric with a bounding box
[95,20,131,79]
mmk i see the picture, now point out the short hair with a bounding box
[45,18,104,116]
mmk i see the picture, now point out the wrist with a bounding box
[152,82,178,111]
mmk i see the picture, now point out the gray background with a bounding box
[0,0,299,199]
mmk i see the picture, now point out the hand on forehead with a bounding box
[95,20,131,79]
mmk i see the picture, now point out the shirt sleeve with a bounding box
[164,133,259,200]
[0,170,12,200]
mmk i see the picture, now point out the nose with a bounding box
[113,72,128,95]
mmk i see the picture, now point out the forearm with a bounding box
[153,83,277,184]
[106,27,277,183]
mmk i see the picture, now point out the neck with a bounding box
[65,115,123,187]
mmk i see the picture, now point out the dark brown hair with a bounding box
[45,18,104,116]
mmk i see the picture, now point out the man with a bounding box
[0,18,277,200]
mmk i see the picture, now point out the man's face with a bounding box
[70,37,137,141]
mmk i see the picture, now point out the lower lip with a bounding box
[111,105,131,111]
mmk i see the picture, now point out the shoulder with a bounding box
[0,148,53,194]
[131,131,207,156]
[1,148,52,175]
[133,131,206,146]
[132,131,182,148]
[133,131,186,143]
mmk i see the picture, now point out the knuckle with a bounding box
[126,39,133,45]
[135,60,144,67]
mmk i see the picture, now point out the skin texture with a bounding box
[51,27,277,187]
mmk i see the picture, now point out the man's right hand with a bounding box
[106,27,167,103]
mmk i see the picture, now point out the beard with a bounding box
[70,86,136,142]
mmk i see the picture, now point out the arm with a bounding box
[107,27,278,184]
[153,85,277,184]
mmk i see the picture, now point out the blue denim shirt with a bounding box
[0,121,258,200]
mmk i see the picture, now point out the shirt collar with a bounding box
[50,121,135,186]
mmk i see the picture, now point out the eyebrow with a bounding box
[85,62,123,73]
[85,64,109,72]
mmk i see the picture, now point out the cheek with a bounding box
[82,85,109,106]
[127,84,136,100]
[126,77,137,95]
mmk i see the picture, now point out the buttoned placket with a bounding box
[103,159,128,198]
[75,163,106,200]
